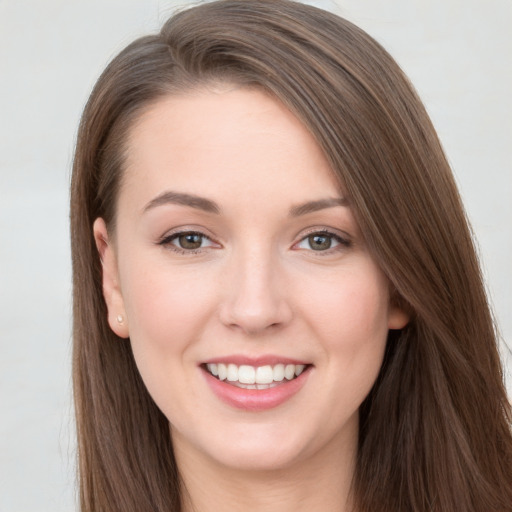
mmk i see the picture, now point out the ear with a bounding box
[387,293,410,330]
[388,306,410,330]
[93,218,130,338]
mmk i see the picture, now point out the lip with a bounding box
[201,362,312,412]
[203,354,310,366]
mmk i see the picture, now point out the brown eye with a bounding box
[308,234,332,251]
[294,230,351,253]
[177,233,204,250]
[159,231,216,252]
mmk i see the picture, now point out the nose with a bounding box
[218,248,293,335]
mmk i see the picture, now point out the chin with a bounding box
[178,417,348,474]
[209,441,308,473]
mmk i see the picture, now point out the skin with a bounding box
[94,87,408,512]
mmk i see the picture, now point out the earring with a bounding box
[117,315,124,324]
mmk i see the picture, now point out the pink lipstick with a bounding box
[201,357,312,411]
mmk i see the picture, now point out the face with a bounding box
[95,87,408,473]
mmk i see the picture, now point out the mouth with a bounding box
[202,362,311,390]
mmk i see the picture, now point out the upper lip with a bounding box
[202,355,311,366]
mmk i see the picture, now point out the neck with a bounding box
[174,428,357,512]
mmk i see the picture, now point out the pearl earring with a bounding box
[117,315,124,324]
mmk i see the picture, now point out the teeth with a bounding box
[284,364,295,380]
[238,365,256,384]
[226,364,238,382]
[255,365,273,384]
[206,363,307,384]
[273,364,285,381]
[209,363,219,376]
[217,363,227,381]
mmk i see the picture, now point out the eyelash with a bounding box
[157,228,351,255]
[158,230,217,254]
[294,229,352,255]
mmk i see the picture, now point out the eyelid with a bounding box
[292,227,352,252]
[157,226,221,253]
[156,225,351,255]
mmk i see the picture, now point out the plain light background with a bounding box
[1,1,510,510]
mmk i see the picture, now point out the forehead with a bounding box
[120,88,342,214]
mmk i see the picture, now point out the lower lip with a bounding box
[202,367,311,412]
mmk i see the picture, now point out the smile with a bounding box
[201,360,312,411]
[205,363,307,389]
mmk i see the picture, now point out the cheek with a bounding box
[120,259,218,358]
[118,261,219,418]
[304,266,390,383]
[309,268,389,340]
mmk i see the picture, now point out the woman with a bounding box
[70,1,512,511]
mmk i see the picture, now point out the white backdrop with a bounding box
[1,1,510,510]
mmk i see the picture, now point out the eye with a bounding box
[294,230,350,252]
[159,231,217,252]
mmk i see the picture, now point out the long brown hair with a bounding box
[70,1,512,510]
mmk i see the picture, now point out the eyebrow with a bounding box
[142,190,348,216]
[143,191,221,214]
[289,197,349,216]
